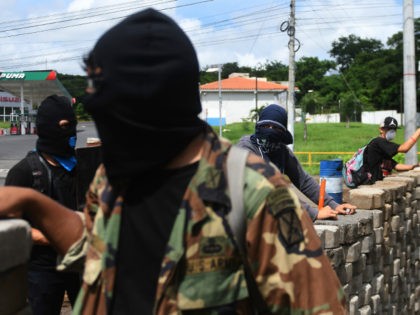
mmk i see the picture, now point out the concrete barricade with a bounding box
[315,171,420,314]
[0,219,32,315]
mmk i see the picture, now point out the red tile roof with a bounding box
[200,77,288,91]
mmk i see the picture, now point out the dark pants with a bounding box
[28,269,81,315]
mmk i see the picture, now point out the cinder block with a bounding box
[349,188,385,210]
[405,206,414,219]
[397,170,420,185]
[358,305,372,315]
[384,204,392,221]
[336,263,352,285]
[390,215,401,232]
[350,273,363,295]
[371,274,384,295]
[353,254,366,274]
[414,186,420,200]
[384,176,415,192]
[392,258,401,276]
[359,283,372,306]
[367,181,406,201]
[374,227,384,244]
[370,294,382,314]
[313,225,342,249]
[405,191,413,204]
[344,241,362,263]
[325,247,344,267]
[0,220,32,272]
[363,264,374,283]
[361,235,374,253]
[349,295,359,315]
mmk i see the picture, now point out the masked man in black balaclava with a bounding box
[0,9,348,315]
[5,95,81,315]
[238,104,356,220]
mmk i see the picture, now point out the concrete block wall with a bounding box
[0,219,32,315]
[315,170,420,315]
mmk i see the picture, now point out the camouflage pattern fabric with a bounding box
[64,128,345,314]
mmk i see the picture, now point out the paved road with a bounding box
[0,121,98,186]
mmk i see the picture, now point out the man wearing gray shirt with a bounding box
[237,104,356,220]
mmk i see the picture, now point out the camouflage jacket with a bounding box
[61,129,346,314]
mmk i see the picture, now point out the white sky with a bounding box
[0,0,419,75]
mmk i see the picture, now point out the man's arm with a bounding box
[284,148,338,208]
[398,128,420,153]
[0,186,83,255]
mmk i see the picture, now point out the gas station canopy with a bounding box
[0,70,72,106]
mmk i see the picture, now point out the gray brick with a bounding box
[383,221,390,237]
[372,274,384,295]
[359,283,372,306]
[313,225,342,249]
[353,254,366,274]
[349,295,359,315]
[415,186,420,199]
[374,227,384,244]
[0,220,32,272]
[349,188,385,209]
[362,264,374,283]
[361,235,374,253]
[390,215,401,232]
[370,294,382,314]
[384,176,414,192]
[384,203,392,221]
[325,247,344,267]
[359,305,372,315]
[350,273,363,295]
[392,258,400,276]
[344,241,362,263]
[405,206,414,219]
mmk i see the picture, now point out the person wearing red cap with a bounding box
[363,116,420,184]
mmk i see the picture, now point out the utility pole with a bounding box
[403,0,417,164]
[286,0,296,151]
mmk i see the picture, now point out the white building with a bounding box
[199,74,289,125]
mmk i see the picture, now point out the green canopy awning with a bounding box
[0,70,72,107]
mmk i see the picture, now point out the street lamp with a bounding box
[206,64,223,137]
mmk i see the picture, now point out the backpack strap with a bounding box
[227,145,249,252]
[26,151,52,195]
[226,145,270,315]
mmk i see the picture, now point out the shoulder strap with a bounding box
[227,145,249,252]
[26,151,51,195]
[226,145,270,315]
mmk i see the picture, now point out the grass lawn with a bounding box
[219,121,409,175]
[0,120,410,175]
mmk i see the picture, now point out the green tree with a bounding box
[329,34,383,71]
[263,60,288,81]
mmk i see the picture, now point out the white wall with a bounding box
[305,113,340,123]
[361,110,402,126]
[200,91,287,124]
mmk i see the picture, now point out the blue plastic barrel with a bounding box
[319,159,343,204]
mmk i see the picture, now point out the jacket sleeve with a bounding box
[236,135,262,158]
[284,148,338,212]
[246,172,346,313]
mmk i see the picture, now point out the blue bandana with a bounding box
[53,155,77,172]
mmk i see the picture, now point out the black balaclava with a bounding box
[83,8,206,187]
[252,104,293,154]
[36,94,77,158]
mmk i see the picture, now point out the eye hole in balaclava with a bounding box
[36,94,77,158]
